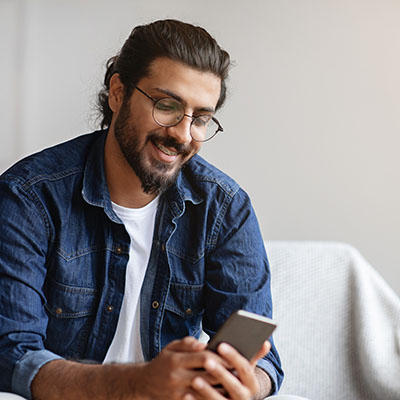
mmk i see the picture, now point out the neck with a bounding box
[104,130,157,209]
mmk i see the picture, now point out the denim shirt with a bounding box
[0,131,283,398]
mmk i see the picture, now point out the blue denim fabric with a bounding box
[0,131,283,398]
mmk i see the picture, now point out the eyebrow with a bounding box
[153,87,216,113]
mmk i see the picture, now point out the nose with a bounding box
[166,115,193,144]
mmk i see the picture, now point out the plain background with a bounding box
[1,0,399,294]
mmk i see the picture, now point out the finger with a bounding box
[166,336,207,352]
[161,348,230,373]
[202,358,251,400]
[175,348,231,370]
[250,340,271,367]
[191,376,226,400]
[183,394,199,400]
[192,368,222,387]
[217,343,258,396]
[183,387,205,400]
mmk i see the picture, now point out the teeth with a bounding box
[155,142,178,156]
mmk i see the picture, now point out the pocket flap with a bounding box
[165,283,204,318]
[44,280,98,318]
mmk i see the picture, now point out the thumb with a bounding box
[250,340,271,367]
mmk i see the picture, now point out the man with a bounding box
[0,19,283,399]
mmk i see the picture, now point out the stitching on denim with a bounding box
[207,192,233,248]
[169,282,203,290]
[190,174,239,198]
[22,167,83,189]
[51,280,99,294]
[164,283,204,317]
[4,171,83,241]
[45,303,96,318]
[166,246,204,264]
[20,183,52,239]
[164,304,204,318]
[164,305,186,317]
[56,245,128,261]
[45,281,98,317]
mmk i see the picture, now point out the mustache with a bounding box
[147,132,192,157]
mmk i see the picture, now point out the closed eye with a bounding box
[192,115,212,127]
[155,98,182,113]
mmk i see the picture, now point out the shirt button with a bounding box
[185,308,193,316]
[116,247,122,254]
[55,308,63,315]
[161,244,166,252]
[106,305,114,313]
[152,301,160,309]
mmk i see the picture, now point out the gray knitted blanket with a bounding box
[268,241,400,400]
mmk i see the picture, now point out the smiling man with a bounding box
[0,20,283,399]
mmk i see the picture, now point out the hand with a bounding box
[134,336,230,400]
[187,340,272,400]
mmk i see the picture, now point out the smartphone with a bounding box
[207,310,277,360]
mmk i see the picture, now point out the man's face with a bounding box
[112,57,221,195]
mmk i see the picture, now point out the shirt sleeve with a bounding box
[0,177,63,399]
[203,187,284,394]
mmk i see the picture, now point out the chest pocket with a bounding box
[44,279,99,359]
[162,283,204,347]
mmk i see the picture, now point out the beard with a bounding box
[114,99,193,195]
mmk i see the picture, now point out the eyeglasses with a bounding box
[135,86,223,142]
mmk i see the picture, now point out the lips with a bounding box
[154,141,178,156]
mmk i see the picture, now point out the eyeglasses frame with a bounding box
[134,86,223,142]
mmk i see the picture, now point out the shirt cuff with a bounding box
[256,357,279,396]
[11,349,62,400]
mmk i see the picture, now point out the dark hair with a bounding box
[97,19,231,129]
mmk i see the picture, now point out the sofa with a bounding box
[3,241,400,400]
[267,241,400,400]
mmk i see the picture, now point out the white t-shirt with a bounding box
[103,196,159,364]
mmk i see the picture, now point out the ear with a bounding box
[108,74,125,113]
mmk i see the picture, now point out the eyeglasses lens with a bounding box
[190,116,218,142]
[153,98,183,125]
[153,98,219,142]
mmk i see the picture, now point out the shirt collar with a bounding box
[171,157,203,205]
[81,130,121,223]
[81,131,203,221]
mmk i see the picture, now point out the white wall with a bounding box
[2,0,400,294]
